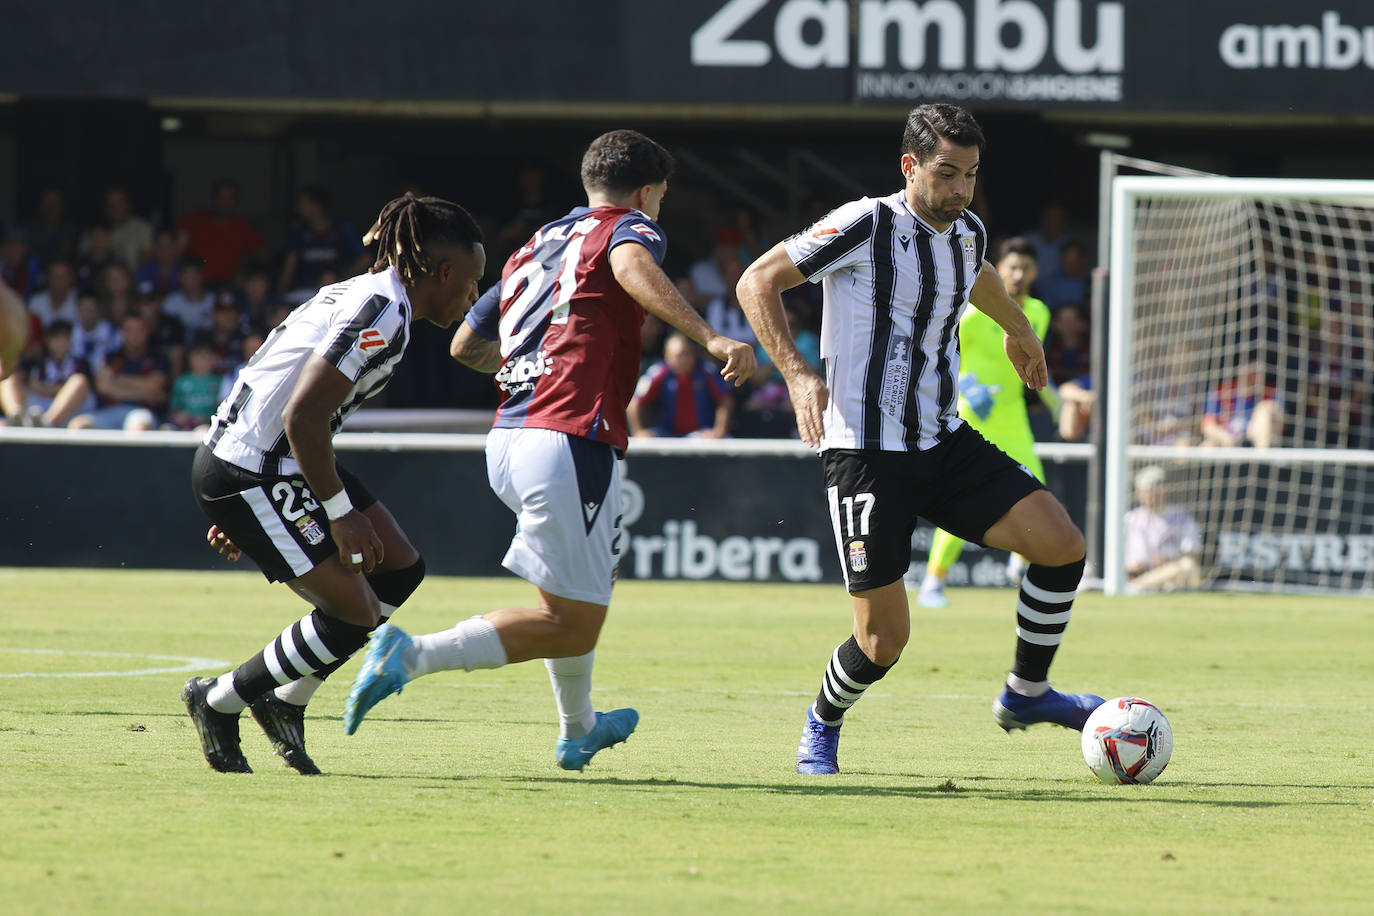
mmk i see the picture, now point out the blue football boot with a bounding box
[555,708,639,771]
[993,685,1104,732]
[795,708,841,774]
[343,623,412,735]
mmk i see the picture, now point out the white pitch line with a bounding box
[0,648,231,678]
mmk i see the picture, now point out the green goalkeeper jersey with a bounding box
[957,294,1050,445]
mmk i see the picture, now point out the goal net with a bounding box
[1105,177,1374,596]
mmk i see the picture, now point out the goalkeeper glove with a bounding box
[958,373,1000,420]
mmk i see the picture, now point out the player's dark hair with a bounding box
[46,319,73,337]
[901,104,986,163]
[365,193,483,287]
[995,236,1038,263]
[580,130,675,196]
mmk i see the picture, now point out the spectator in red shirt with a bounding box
[1202,356,1282,449]
[178,179,264,286]
[628,332,734,439]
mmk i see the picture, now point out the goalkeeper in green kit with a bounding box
[918,236,1058,608]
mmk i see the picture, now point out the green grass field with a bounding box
[1,568,1371,914]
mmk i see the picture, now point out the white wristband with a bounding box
[321,489,354,520]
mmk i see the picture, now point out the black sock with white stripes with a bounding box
[810,636,895,726]
[285,559,428,683]
[266,558,428,707]
[206,609,372,714]
[1010,558,1085,687]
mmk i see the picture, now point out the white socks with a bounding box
[206,674,246,714]
[404,615,508,679]
[274,675,323,706]
[546,651,597,739]
[1007,673,1050,697]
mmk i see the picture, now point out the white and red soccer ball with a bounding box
[1081,697,1173,785]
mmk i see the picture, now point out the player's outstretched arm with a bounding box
[450,322,503,374]
[609,243,756,387]
[736,244,828,447]
[282,355,384,574]
[969,261,1047,391]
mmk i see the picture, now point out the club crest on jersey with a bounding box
[359,328,387,351]
[961,235,977,273]
[629,223,660,242]
[848,540,868,572]
[296,515,326,546]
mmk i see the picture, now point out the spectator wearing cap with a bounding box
[1123,465,1203,593]
[160,256,216,339]
[178,178,265,286]
[686,224,744,308]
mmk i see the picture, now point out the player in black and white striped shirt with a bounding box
[181,194,486,774]
[738,104,1102,775]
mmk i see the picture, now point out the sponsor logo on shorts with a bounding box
[848,539,868,572]
[296,515,326,545]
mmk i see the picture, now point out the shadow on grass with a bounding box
[323,771,1360,805]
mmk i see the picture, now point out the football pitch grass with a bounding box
[2,569,1371,915]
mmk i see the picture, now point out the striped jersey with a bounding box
[204,267,411,475]
[782,191,987,452]
[465,206,667,452]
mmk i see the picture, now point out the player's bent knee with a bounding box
[366,556,425,608]
[856,632,907,667]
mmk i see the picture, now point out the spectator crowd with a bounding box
[0,182,1117,444]
[1,181,364,431]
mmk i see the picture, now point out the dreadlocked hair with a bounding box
[364,193,483,287]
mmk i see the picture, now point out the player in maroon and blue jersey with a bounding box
[346,130,756,771]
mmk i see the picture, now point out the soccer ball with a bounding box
[1080,697,1173,785]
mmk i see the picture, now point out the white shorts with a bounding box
[486,426,622,606]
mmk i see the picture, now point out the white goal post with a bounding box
[1106,176,1374,596]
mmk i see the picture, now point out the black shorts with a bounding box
[191,444,378,583]
[821,423,1045,592]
